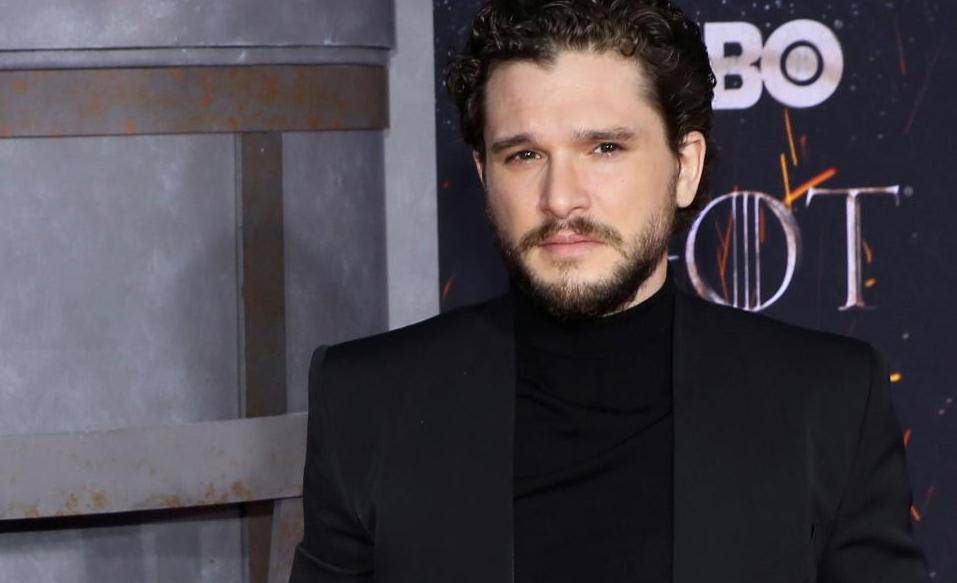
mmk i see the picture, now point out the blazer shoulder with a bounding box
[679,288,876,367]
[307,294,509,423]
[322,293,510,373]
[679,291,885,469]
[303,295,511,517]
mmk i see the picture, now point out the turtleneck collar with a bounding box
[512,262,676,358]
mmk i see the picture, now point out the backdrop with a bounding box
[434,0,956,579]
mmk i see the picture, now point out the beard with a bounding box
[487,183,676,323]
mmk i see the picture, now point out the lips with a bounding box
[535,233,604,260]
[540,233,601,246]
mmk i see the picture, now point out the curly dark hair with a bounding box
[444,0,717,236]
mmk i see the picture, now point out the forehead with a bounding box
[483,50,661,138]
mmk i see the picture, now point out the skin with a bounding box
[473,49,707,314]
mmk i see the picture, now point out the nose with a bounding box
[539,155,590,219]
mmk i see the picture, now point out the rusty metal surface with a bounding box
[385,0,441,330]
[0,0,393,51]
[239,132,288,583]
[0,414,307,521]
[0,65,388,138]
[0,47,388,70]
[0,135,240,438]
[240,133,288,419]
[282,132,389,413]
[0,133,244,580]
[267,498,304,583]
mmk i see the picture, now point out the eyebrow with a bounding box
[572,127,636,143]
[489,133,534,155]
[488,127,637,155]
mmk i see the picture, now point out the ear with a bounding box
[472,149,487,188]
[674,131,706,209]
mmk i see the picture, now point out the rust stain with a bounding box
[268,114,288,128]
[198,72,216,108]
[65,493,80,513]
[23,504,40,518]
[230,481,254,499]
[9,78,28,94]
[0,66,379,139]
[293,79,307,105]
[199,482,230,504]
[164,495,182,508]
[279,517,301,540]
[259,73,281,105]
[89,490,109,510]
[83,94,105,117]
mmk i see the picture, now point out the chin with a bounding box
[528,270,613,297]
[529,257,614,284]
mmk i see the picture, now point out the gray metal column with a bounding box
[0,1,397,582]
[384,0,441,329]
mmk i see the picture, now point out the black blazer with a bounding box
[289,282,929,583]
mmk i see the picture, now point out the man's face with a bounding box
[474,49,703,320]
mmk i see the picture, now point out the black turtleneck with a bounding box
[512,267,675,583]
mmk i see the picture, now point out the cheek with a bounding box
[588,163,671,219]
[488,187,536,236]
[587,178,645,221]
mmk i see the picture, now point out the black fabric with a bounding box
[289,283,930,583]
[512,271,674,582]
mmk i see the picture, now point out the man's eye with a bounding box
[593,142,622,156]
[507,150,539,163]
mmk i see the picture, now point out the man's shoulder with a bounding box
[305,296,511,441]
[677,287,877,372]
[679,290,884,434]
[320,293,510,372]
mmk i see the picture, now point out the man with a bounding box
[290,1,929,581]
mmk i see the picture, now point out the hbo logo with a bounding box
[705,20,844,110]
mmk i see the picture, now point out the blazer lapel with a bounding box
[671,288,810,583]
[424,282,806,583]
[383,295,516,583]
[672,287,742,583]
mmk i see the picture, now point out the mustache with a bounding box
[517,216,625,253]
